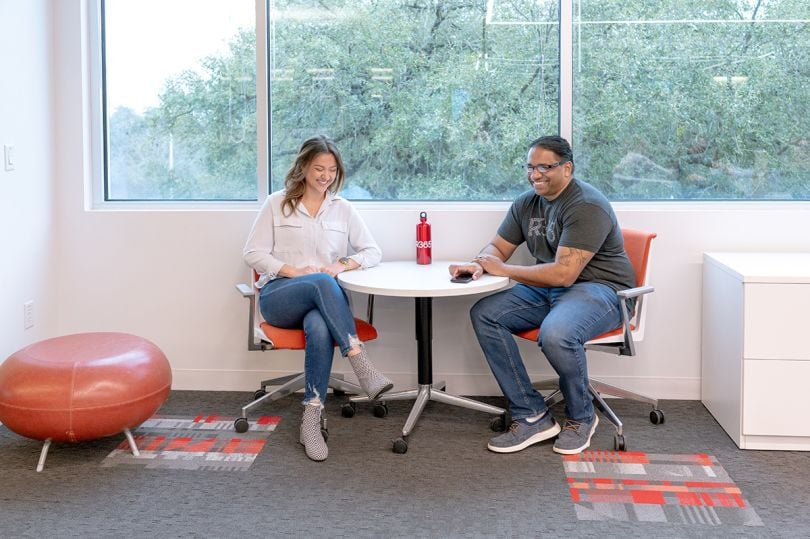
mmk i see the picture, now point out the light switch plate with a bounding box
[4,144,15,171]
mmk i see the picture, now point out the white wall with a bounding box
[0,0,57,357]
[12,2,810,403]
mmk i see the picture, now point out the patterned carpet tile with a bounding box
[562,451,763,526]
[101,414,280,471]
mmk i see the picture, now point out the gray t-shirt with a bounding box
[497,178,635,292]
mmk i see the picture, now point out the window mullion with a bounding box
[559,0,573,145]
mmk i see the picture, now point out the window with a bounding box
[97,0,809,202]
[573,0,810,200]
[98,0,559,202]
[268,0,559,200]
[101,0,256,200]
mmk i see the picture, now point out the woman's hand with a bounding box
[292,265,319,277]
[319,261,346,278]
[278,264,318,278]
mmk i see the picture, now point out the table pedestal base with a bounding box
[396,383,506,437]
[351,383,505,451]
[341,292,510,454]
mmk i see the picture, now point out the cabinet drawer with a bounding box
[743,360,810,436]
[744,283,810,361]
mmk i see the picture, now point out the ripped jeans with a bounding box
[259,273,359,406]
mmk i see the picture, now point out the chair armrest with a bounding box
[236,283,254,297]
[236,283,266,351]
[617,285,654,299]
[606,285,654,356]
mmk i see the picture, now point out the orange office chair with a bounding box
[512,228,661,451]
[233,271,381,433]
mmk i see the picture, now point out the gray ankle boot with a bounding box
[348,345,394,400]
[299,404,328,461]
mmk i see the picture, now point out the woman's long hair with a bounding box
[282,135,346,216]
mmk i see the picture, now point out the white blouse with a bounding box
[243,190,382,287]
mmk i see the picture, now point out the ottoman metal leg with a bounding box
[124,428,141,457]
[36,438,52,473]
[34,428,141,472]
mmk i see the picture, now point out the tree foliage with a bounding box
[575,0,810,199]
[107,0,809,201]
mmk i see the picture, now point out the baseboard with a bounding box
[171,368,700,400]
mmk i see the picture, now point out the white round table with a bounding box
[337,260,510,298]
[338,261,510,453]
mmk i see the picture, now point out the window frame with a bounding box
[87,0,810,208]
[87,0,269,210]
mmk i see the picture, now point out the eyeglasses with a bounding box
[523,160,569,174]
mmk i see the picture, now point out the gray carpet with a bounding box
[1,390,808,538]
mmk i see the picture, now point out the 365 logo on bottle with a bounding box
[416,211,432,265]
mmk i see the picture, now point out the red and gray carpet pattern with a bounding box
[102,414,280,471]
[562,451,763,526]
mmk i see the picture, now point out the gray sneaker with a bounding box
[553,415,599,455]
[487,413,561,453]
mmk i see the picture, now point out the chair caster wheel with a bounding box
[392,437,408,454]
[614,434,626,451]
[234,417,249,433]
[253,388,267,401]
[321,428,329,442]
[373,403,388,418]
[650,409,665,425]
[341,402,356,418]
[490,411,511,432]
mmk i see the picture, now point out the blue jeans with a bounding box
[259,273,359,405]
[470,282,622,423]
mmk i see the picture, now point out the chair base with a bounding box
[237,372,364,424]
[533,376,660,438]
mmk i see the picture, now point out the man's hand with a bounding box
[448,261,484,280]
[473,254,508,277]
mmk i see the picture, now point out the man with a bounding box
[449,135,635,455]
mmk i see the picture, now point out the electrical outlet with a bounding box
[24,301,34,329]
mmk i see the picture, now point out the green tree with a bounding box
[269,0,559,200]
[575,0,810,199]
[108,30,257,200]
[106,0,809,201]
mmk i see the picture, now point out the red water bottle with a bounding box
[416,211,432,265]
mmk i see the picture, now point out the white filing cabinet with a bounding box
[702,252,810,450]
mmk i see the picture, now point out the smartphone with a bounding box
[450,272,474,284]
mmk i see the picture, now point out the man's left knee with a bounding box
[538,323,577,351]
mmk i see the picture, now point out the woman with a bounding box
[243,135,393,461]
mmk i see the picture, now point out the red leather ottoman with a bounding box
[0,332,172,471]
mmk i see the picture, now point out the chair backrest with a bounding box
[596,227,657,346]
[621,228,656,289]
